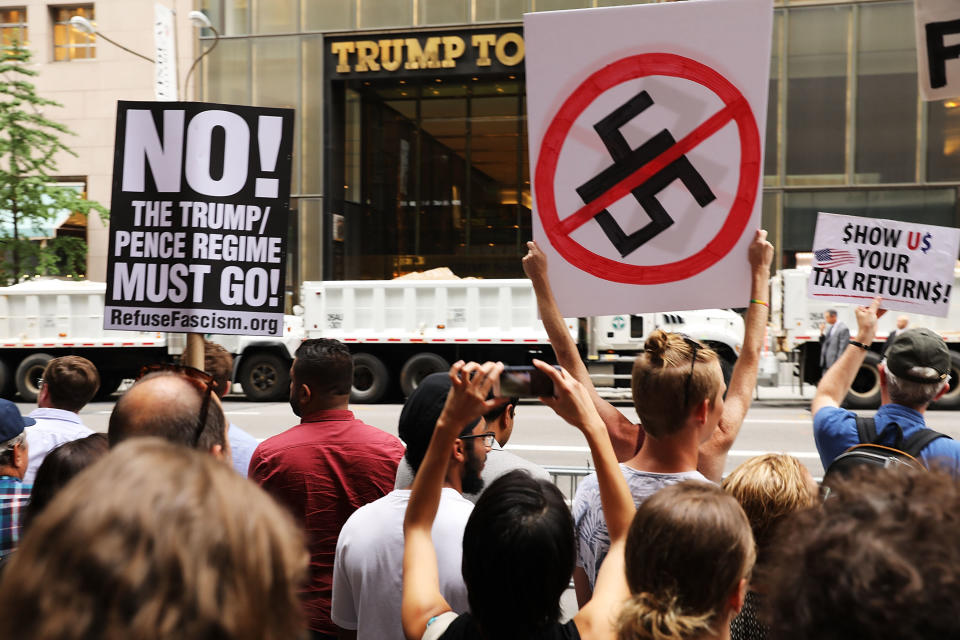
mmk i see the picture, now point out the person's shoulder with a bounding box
[813,405,855,432]
[342,491,397,529]
[437,488,475,519]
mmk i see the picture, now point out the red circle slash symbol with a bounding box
[535,53,761,285]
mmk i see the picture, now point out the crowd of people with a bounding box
[0,229,958,639]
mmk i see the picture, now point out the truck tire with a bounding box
[351,353,389,404]
[0,359,12,399]
[15,353,53,403]
[238,353,290,402]
[931,352,960,410]
[843,351,882,410]
[400,353,449,398]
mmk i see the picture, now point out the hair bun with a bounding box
[617,592,713,640]
[644,330,671,363]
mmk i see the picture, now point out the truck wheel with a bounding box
[351,353,389,404]
[15,353,53,403]
[931,352,960,410]
[238,353,290,402]
[843,351,882,410]
[93,375,124,401]
[400,353,449,398]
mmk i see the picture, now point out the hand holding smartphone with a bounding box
[497,365,558,398]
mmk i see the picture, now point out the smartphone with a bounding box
[498,365,557,398]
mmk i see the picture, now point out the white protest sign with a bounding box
[153,3,177,101]
[809,212,960,318]
[525,0,772,317]
[104,101,294,336]
[915,0,960,101]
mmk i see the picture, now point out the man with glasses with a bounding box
[24,356,99,484]
[107,365,230,462]
[332,372,490,640]
[393,396,551,503]
[249,338,404,640]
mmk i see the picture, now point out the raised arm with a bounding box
[523,241,641,461]
[401,361,505,640]
[532,360,634,640]
[811,298,884,416]
[698,230,773,483]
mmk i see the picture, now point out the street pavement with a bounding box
[27,382,960,481]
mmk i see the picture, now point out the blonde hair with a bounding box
[618,482,755,640]
[631,330,721,438]
[0,438,308,640]
[722,454,818,567]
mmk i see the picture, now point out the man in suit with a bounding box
[882,315,909,357]
[820,309,850,375]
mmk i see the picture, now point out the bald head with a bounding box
[108,373,228,458]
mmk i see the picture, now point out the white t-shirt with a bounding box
[332,488,474,640]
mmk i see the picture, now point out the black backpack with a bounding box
[824,416,951,481]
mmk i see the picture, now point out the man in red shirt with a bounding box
[250,339,404,640]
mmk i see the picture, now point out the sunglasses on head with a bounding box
[138,364,218,447]
[679,335,702,411]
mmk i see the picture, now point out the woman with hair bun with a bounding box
[524,229,773,604]
[618,481,755,640]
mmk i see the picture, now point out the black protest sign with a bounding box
[104,101,294,336]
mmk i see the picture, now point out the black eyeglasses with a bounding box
[680,335,702,410]
[138,364,218,446]
[459,431,496,449]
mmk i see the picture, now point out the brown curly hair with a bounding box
[764,466,960,640]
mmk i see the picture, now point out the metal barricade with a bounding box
[544,465,593,505]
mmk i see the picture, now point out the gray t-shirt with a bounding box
[572,465,710,588]
[394,443,552,503]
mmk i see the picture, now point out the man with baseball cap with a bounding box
[0,398,36,558]
[812,297,959,473]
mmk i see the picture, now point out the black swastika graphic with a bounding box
[575,91,717,258]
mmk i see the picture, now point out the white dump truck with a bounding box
[301,279,746,403]
[0,278,302,402]
[770,266,960,409]
[0,277,745,404]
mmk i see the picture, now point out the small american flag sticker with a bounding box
[815,248,856,268]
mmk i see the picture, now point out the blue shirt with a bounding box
[0,475,31,558]
[228,423,259,476]
[814,403,960,475]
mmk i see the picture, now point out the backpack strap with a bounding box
[901,428,951,459]
[855,416,877,444]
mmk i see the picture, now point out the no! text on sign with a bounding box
[525,0,772,317]
[808,212,960,318]
[104,101,295,337]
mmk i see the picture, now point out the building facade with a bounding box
[195,0,960,296]
[0,0,198,281]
